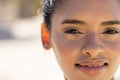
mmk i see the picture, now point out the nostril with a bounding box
[84,52,90,56]
[86,52,90,55]
[81,43,104,56]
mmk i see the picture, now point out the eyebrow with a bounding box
[61,19,85,25]
[101,20,120,25]
[61,19,120,26]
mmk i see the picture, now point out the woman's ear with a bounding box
[41,23,51,50]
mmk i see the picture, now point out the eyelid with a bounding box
[102,28,119,34]
[64,27,84,34]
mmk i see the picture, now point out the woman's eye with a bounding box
[103,30,119,34]
[65,29,83,34]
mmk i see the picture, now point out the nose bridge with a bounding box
[81,33,104,58]
[87,33,99,48]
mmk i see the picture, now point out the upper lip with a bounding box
[75,59,109,67]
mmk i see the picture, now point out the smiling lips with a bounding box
[75,60,109,75]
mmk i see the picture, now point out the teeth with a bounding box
[93,65,98,67]
[88,64,100,67]
[78,63,107,67]
[99,64,103,67]
[89,65,93,67]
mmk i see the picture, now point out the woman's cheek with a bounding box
[52,33,84,56]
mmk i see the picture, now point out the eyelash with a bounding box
[65,29,83,34]
[64,28,119,35]
[102,29,119,34]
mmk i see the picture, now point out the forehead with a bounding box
[58,0,120,9]
[55,0,120,14]
[51,0,120,25]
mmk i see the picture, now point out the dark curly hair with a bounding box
[43,0,64,29]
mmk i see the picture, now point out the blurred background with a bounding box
[0,0,120,80]
[0,0,64,80]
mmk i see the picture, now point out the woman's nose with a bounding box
[81,35,104,58]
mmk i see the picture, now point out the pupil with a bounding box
[107,30,116,34]
[66,29,77,34]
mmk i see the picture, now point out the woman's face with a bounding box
[45,0,120,80]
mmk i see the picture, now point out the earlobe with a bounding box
[41,23,51,50]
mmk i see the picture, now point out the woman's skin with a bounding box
[42,0,120,80]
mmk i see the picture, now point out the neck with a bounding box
[64,76,114,80]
